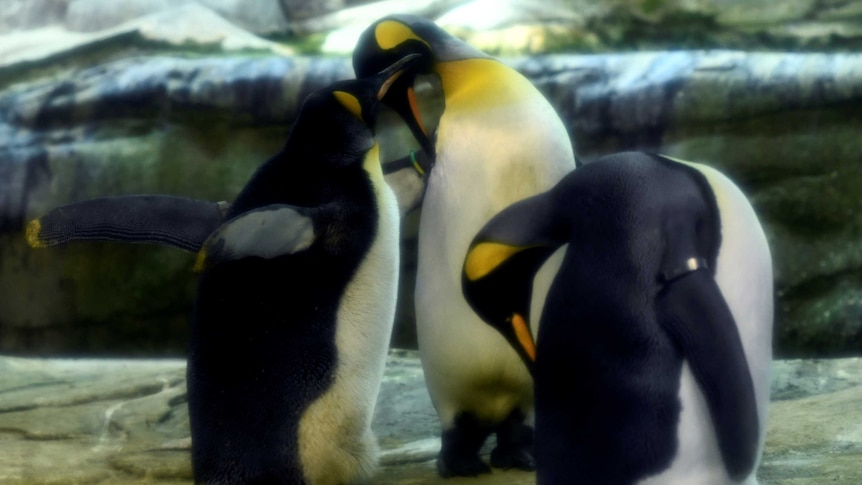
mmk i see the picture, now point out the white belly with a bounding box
[415,97,574,426]
[297,182,400,485]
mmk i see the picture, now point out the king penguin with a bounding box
[183,56,415,485]
[352,15,577,477]
[25,61,411,482]
[462,152,773,485]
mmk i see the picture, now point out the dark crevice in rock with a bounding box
[591,8,721,52]
[0,146,50,234]
[0,382,171,413]
[167,392,188,408]
[159,392,189,425]
[0,379,73,395]
[107,449,192,479]
[778,266,862,300]
[0,405,39,414]
[0,427,78,440]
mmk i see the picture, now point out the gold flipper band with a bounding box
[661,257,709,282]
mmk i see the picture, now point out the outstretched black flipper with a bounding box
[27,195,228,253]
[656,268,759,481]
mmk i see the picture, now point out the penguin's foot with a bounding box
[437,452,491,478]
[489,444,535,471]
[490,408,535,471]
[437,412,493,478]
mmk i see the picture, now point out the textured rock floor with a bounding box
[0,350,860,484]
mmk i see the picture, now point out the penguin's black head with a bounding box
[288,53,420,168]
[354,15,456,77]
[353,15,484,156]
[461,195,566,375]
[463,241,561,375]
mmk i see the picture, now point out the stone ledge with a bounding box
[0,351,860,484]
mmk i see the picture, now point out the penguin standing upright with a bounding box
[462,152,773,485]
[26,57,418,484]
[183,57,414,484]
[353,15,577,476]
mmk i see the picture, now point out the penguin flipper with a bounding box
[656,269,759,481]
[26,195,227,253]
[194,204,315,271]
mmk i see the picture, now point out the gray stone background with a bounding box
[1,1,862,484]
[2,0,861,358]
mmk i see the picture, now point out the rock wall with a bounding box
[1,2,861,358]
[6,0,862,53]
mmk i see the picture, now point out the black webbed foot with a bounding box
[490,408,535,471]
[437,412,493,478]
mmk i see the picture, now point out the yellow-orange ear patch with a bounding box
[333,91,363,122]
[464,241,525,281]
[375,20,430,50]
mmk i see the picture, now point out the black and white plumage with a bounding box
[28,55,418,485]
[353,15,576,476]
[184,58,418,484]
[462,152,773,485]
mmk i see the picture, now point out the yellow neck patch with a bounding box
[434,58,533,112]
[363,143,384,189]
[333,90,363,122]
[464,241,526,281]
[375,20,429,50]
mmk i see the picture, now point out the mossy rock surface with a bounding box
[2,49,862,356]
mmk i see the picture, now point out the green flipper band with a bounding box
[410,150,425,176]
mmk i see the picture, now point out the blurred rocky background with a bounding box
[1,0,861,358]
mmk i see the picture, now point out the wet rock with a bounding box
[0,353,860,484]
[758,359,862,485]
[2,51,861,356]
[6,0,862,55]
[0,0,71,33]
[771,358,862,401]
[0,3,293,71]
[66,0,290,37]
[0,54,356,356]
[315,0,862,55]
[520,51,862,357]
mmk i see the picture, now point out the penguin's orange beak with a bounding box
[405,85,428,137]
[511,312,536,363]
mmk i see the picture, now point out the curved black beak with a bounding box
[374,53,421,101]
[376,56,435,156]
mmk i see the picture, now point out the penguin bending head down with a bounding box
[462,152,773,485]
[353,16,576,478]
[186,55,416,485]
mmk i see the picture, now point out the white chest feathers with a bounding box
[296,148,400,485]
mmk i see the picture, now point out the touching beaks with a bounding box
[375,53,421,101]
[374,54,434,155]
[406,85,428,137]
